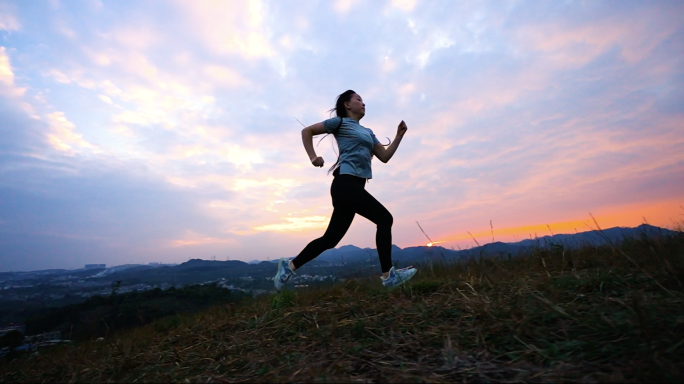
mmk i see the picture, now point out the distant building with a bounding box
[85,264,106,269]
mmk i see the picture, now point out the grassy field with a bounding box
[1,226,683,383]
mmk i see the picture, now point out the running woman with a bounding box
[274,90,418,291]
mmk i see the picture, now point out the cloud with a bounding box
[171,230,237,247]
[172,0,275,58]
[46,112,98,153]
[0,164,231,270]
[168,143,264,168]
[253,215,329,232]
[204,65,249,88]
[112,110,150,125]
[0,2,20,31]
[97,94,112,104]
[0,47,25,97]
[109,27,160,50]
[391,0,419,12]
[511,2,684,67]
[333,0,362,14]
[0,47,15,85]
[46,69,71,83]
[0,96,232,270]
[110,124,135,137]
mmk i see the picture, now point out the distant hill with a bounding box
[315,244,396,264]
[294,224,678,265]
[515,223,673,248]
[94,264,147,277]
[175,259,250,270]
[5,224,676,279]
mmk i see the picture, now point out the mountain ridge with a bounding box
[5,224,675,276]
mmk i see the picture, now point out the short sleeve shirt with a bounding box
[323,117,381,179]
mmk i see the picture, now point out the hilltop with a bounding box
[1,225,682,382]
[313,223,678,263]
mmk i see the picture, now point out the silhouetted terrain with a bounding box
[0,225,682,382]
[1,225,677,329]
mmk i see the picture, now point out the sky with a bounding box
[0,0,683,272]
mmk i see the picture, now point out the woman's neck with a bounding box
[346,113,362,122]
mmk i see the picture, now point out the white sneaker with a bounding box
[274,258,295,291]
[381,266,417,288]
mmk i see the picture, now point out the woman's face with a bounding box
[345,93,366,119]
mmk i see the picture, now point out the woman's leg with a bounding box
[291,207,355,270]
[290,175,393,272]
[352,189,394,273]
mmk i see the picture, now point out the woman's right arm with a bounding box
[302,122,328,167]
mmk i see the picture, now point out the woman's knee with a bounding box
[379,211,393,228]
[318,233,343,249]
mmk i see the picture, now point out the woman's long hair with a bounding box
[323,90,357,174]
[329,89,357,119]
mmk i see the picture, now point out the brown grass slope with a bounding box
[2,229,684,383]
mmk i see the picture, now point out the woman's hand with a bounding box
[302,123,328,168]
[397,120,408,137]
[374,121,407,163]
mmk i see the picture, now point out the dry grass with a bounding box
[1,230,683,383]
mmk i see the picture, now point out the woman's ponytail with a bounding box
[323,90,356,174]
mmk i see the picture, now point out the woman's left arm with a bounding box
[373,120,407,163]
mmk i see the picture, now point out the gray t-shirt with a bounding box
[323,117,381,179]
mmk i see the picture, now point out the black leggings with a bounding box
[292,174,394,272]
